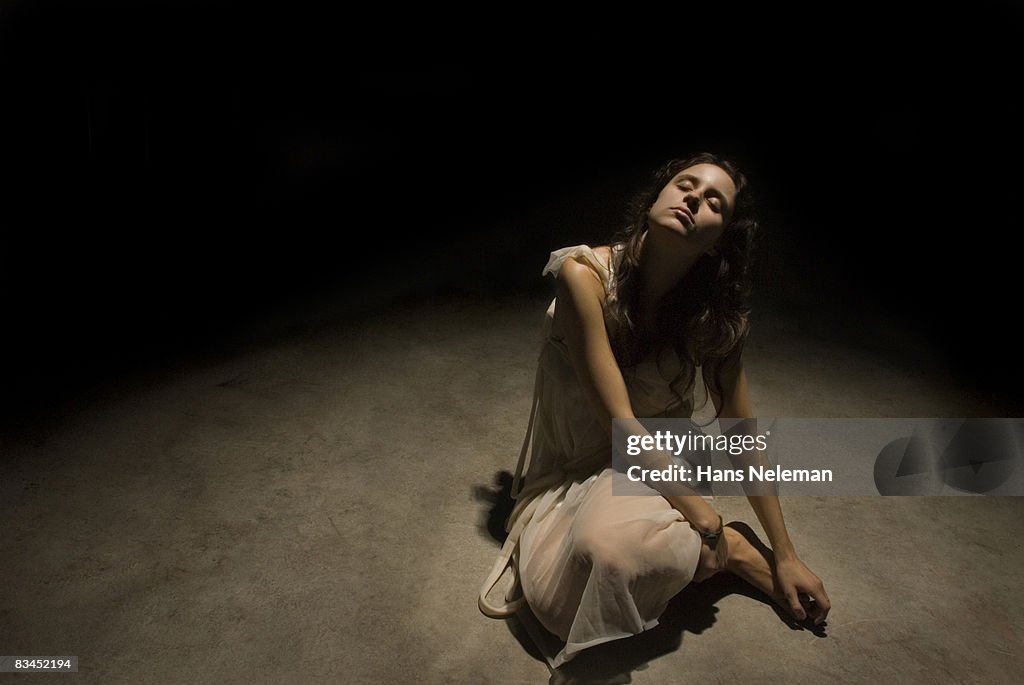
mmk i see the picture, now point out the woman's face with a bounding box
[648,163,737,253]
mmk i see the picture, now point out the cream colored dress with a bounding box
[478,244,711,668]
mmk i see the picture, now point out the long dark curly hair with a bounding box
[605,152,759,418]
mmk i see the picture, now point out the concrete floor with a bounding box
[2,285,1023,684]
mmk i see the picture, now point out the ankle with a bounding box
[724,527,754,572]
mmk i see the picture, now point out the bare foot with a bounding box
[723,522,789,610]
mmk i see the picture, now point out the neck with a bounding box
[635,230,703,323]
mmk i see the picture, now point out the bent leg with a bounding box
[518,469,703,664]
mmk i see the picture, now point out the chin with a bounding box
[667,221,692,238]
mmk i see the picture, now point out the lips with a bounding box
[673,208,694,228]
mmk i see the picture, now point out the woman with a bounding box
[478,152,830,668]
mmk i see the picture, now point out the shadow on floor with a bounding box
[473,470,517,546]
[501,570,816,685]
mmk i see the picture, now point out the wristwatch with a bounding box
[694,514,724,548]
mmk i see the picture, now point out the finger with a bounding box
[800,588,830,625]
[814,606,828,625]
[810,584,831,608]
[785,590,806,621]
[802,598,824,622]
[813,592,831,624]
[809,603,829,625]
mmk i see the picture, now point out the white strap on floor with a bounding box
[479,359,545,618]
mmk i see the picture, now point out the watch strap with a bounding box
[698,514,724,542]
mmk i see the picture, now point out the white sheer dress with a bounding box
[478,243,713,668]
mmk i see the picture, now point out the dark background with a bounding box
[2,2,1022,418]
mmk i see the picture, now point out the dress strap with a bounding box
[510,360,543,501]
[477,492,543,618]
[478,350,545,618]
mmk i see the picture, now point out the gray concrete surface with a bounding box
[2,289,1022,684]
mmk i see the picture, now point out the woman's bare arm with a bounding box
[708,349,831,624]
[707,355,796,559]
[555,257,719,532]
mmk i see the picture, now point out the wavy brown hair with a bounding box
[606,152,759,419]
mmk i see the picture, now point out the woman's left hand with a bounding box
[774,556,830,625]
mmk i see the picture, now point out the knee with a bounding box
[571,524,636,575]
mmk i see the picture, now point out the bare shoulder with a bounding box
[558,255,601,287]
[556,245,612,297]
[552,246,610,339]
[558,245,612,287]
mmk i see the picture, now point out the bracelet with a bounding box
[695,514,723,543]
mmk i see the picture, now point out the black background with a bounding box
[2,2,1022,416]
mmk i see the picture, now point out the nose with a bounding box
[684,192,701,213]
